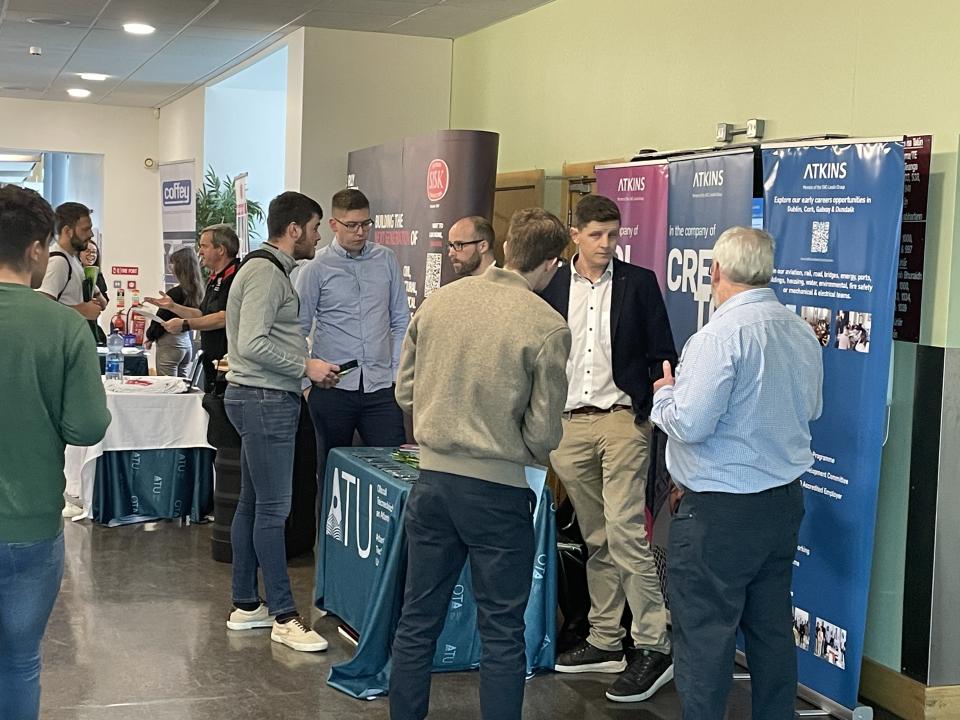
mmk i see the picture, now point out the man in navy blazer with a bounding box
[541,194,677,704]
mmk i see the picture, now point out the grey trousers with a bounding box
[668,480,804,720]
[155,334,193,377]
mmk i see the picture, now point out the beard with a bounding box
[456,251,482,276]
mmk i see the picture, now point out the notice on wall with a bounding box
[893,134,931,342]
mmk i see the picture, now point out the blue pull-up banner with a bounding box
[762,138,905,712]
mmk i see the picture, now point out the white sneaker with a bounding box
[226,604,275,630]
[271,616,329,652]
[62,503,84,518]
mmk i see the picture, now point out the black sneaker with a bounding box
[554,639,627,674]
[605,649,674,702]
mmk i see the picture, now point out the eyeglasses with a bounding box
[446,239,482,252]
[333,217,374,232]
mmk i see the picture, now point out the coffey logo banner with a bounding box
[162,179,192,207]
[426,158,449,202]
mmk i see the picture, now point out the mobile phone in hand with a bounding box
[337,359,359,377]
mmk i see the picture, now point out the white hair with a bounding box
[713,226,774,286]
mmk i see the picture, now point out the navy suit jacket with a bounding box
[540,257,677,423]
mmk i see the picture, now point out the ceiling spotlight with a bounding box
[27,17,71,26]
[123,22,155,35]
[79,73,109,82]
[67,88,91,98]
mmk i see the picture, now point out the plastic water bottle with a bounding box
[105,329,124,381]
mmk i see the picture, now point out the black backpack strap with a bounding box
[240,248,286,275]
[49,250,73,301]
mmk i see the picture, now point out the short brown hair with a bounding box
[505,208,568,273]
[459,216,495,249]
[0,185,55,270]
[331,188,369,213]
[574,194,620,229]
[55,201,92,235]
[200,223,240,258]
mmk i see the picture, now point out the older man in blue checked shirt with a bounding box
[295,188,410,494]
[650,226,823,720]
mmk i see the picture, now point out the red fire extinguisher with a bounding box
[110,311,126,334]
[131,308,147,345]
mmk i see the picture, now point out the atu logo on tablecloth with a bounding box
[325,468,373,559]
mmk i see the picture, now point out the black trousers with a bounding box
[307,382,405,500]
[389,470,536,720]
[667,480,804,720]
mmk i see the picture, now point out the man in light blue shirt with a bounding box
[650,226,823,720]
[295,188,410,485]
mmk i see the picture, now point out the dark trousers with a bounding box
[307,383,405,488]
[389,470,536,720]
[667,480,804,720]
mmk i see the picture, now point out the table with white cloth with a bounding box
[64,381,215,526]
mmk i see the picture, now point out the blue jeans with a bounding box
[0,533,65,720]
[224,384,301,616]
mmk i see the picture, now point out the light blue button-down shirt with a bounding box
[295,239,410,393]
[650,287,823,494]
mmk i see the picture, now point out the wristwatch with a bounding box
[182,319,191,332]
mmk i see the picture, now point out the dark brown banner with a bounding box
[347,130,499,311]
[894,135,932,342]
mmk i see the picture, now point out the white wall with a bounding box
[298,27,452,244]
[204,47,289,246]
[158,86,205,187]
[0,97,160,315]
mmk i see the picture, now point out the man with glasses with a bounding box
[390,208,571,720]
[295,188,410,490]
[447,215,497,277]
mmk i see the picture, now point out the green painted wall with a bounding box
[451,0,955,672]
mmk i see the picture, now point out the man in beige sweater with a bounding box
[390,209,571,720]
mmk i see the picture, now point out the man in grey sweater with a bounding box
[390,208,572,720]
[223,191,338,653]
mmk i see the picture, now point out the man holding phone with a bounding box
[295,188,410,486]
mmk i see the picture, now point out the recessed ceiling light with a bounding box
[27,17,71,26]
[79,73,109,82]
[123,22,155,35]
[67,88,91,98]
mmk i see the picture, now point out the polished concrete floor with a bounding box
[40,520,901,719]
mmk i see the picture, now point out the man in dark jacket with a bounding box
[541,194,677,704]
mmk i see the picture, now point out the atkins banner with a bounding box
[665,150,755,350]
[763,139,905,712]
[347,130,499,310]
[595,160,670,290]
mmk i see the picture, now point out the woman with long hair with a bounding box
[146,247,203,376]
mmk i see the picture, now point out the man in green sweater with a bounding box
[390,208,572,720]
[0,185,110,719]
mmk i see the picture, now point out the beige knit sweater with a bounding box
[395,266,571,488]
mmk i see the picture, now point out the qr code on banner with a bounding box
[810,221,830,254]
[424,252,442,298]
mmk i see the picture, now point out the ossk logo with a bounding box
[426,159,449,202]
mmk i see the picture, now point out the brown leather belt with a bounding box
[566,404,631,416]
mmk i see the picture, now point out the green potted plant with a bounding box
[195,165,265,239]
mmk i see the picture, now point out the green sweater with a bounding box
[0,283,111,542]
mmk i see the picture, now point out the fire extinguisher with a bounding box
[130,308,146,345]
[110,311,126,334]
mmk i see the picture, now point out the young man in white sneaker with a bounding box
[223,191,339,651]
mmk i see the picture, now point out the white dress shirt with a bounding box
[564,257,630,411]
